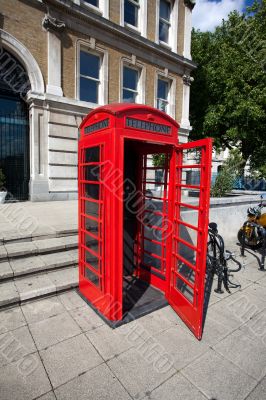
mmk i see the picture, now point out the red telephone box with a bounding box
[78,104,212,340]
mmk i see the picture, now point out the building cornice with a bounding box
[42,0,196,74]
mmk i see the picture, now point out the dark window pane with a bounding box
[85,267,99,286]
[85,250,99,270]
[124,0,138,26]
[85,165,100,181]
[85,234,99,254]
[85,216,99,234]
[158,79,168,100]
[80,51,100,79]
[84,183,99,200]
[80,77,99,103]
[123,66,138,90]
[123,89,137,103]
[85,201,99,216]
[85,146,99,163]
[143,253,161,270]
[84,0,98,6]
[159,21,169,42]
[160,0,170,20]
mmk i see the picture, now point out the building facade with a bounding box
[0,0,196,201]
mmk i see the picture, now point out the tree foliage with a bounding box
[190,0,266,174]
[211,149,243,197]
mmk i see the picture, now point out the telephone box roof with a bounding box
[79,103,180,129]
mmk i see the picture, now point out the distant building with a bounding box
[0,0,196,201]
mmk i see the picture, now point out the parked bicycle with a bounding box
[238,193,266,250]
[238,194,266,270]
[207,223,242,293]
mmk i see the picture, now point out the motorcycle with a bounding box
[238,194,266,250]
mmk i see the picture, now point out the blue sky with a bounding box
[192,0,255,31]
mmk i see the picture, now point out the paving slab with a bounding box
[107,346,176,399]
[58,290,86,310]
[40,334,103,388]
[86,323,141,361]
[69,305,104,332]
[0,325,37,367]
[0,281,20,307]
[143,372,207,400]
[0,352,51,400]
[183,349,257,400]
[246,376,266,400]
[201,313,234,346]
[4,242,38,258]
[37,392,57,400]
[0,261,13,279]
[29,312,81,350]
[151,326,209,371]
[238,308,266,346]
[214,328,266,381]
[21,296,66,324]
[15,274,56,301]
[0,306,26,332]
[55,363,131,400]
[10,255,46,276]
[48,267,78,291]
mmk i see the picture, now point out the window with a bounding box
[155,74,175,117]
[79,51,101,103]
[122,66,139,103]
[124,0,140,27]
[77,0,109,18]
[156,0,178,52]
[121,0,147,37]
[84,0,98,6]
[159,0,171,44]
[156,78,169,112]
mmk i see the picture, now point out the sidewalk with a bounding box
[0,244,266,400]
[0,201,78,241]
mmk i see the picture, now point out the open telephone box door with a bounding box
[78,104,212,340]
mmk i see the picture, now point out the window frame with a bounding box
[74,0,109,19]
[120,58,145,104]
[76,40,108,106]
[156,0,178,52]
[154,72,176,118]
[120,0,147,37]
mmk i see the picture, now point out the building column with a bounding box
[42,15,65,96]
[28,99,50,201]
[183,5,192,59]
[181,74,193,131]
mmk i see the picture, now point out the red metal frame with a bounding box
[78,103,212,339]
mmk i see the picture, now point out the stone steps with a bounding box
[0,265,78,308]
[0,233,79,309]
[0,235,78,261]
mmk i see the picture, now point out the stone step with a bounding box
[0,228,78,245]
[0,235,78,261]
[0,265,78,308]
[0,249,78,281]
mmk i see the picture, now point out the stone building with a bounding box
[0,0,196,201]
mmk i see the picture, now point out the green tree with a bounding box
[190,0,266,173]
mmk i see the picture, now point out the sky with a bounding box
[192,0,255,32]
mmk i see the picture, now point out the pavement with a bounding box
[0,201,78,240]
[0,243,266,400]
